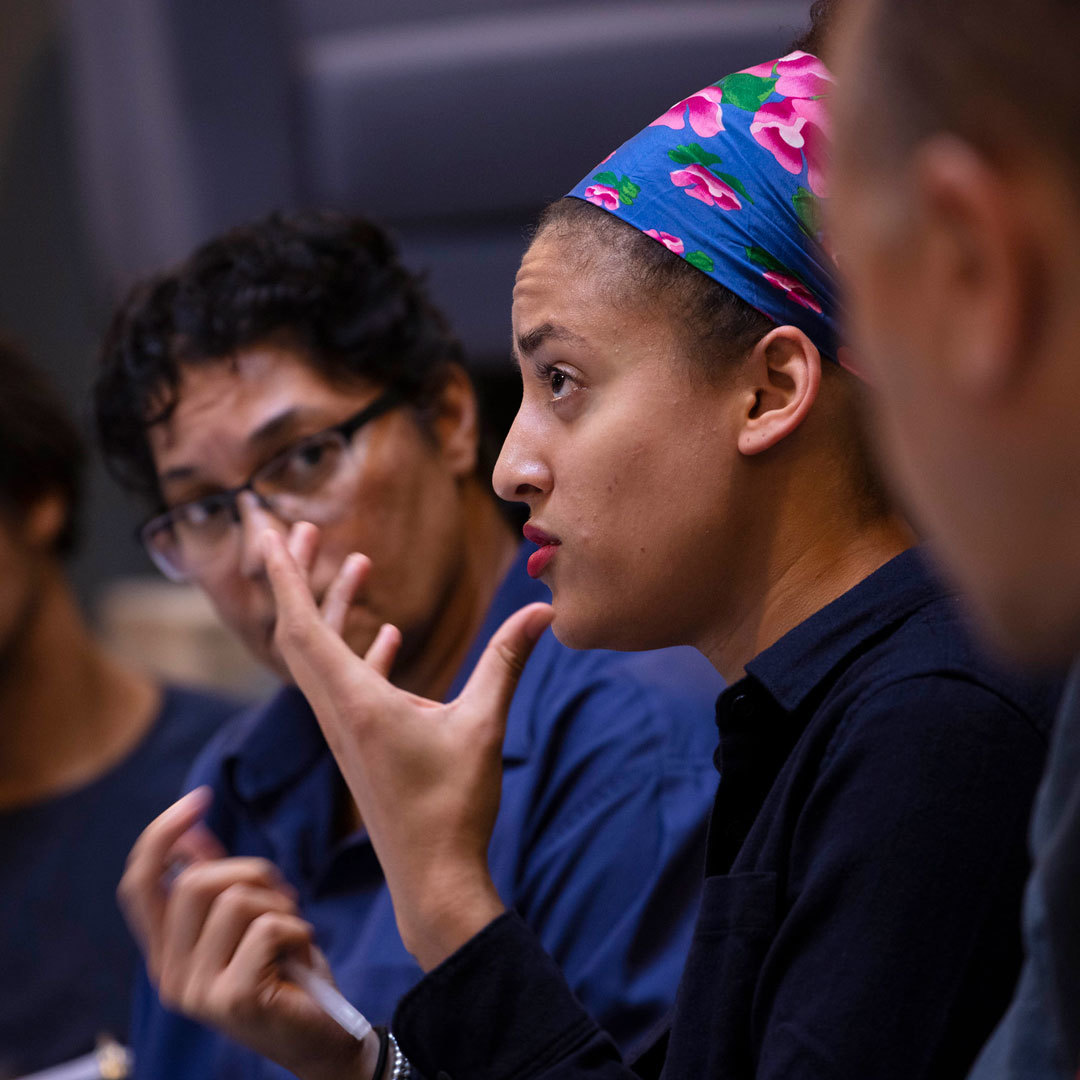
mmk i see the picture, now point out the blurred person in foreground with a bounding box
[830,1,1080,1077]
[113,6,1063,1079]
[93,211,722,1079]
[0,341,237,1079]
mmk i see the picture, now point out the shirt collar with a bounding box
[742,547,946,714]
[229,542,545,801]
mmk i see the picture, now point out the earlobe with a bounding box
[736,327,822,457]
[25,492,68,551]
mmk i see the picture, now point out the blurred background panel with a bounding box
[0,0,805,689]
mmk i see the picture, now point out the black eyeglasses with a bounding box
[140,390,402,582]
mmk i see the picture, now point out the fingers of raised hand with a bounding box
[264,530,358,689]
[321,552,372,637]
[461,602,553,721]
[287,521,320,578]
[363,622,402,678]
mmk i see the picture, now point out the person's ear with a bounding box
[24,491,68,552]
[736,326,822,457]
[432,364,480,477]
[910,135,1036,397]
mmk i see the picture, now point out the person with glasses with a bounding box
[0,340,238,1079]
[94,210,723,1080]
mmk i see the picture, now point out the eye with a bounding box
[179,496,230,528]
[268,434,344,493]
[543,364,578,401]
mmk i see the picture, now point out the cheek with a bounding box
[548,416,726,647]
[313,444,464,633]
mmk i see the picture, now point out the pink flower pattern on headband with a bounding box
[746,53,832,197]
[568,51,840,363]
[670,164,742,210]
[650,86,725,139]
[583,184,621,212]
[643,230,685,254]
[762,270,823,313]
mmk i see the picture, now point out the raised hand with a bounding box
[262,524,553,970]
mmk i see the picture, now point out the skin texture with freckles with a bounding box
[830,0,1080,663]
[495,227,913,677]
[147,339,517,694]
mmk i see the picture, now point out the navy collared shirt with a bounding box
[394,548,1060,1080]
[129,543,723,1080]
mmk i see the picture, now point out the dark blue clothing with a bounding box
[130,544,723,1080]
[0,685,237,1079]
[967,661,1080,1080]
[394,548,1059,1080]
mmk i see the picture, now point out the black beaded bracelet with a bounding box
[370,1025,390,1080]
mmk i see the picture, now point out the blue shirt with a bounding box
[967,662,1080,1080]
[392,548,1060,1080]
[0,685,238,1078]
[130,543,723,1079]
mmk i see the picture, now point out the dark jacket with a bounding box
[394,549,1059,1080]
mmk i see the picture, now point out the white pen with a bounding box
[280,956,372,1042]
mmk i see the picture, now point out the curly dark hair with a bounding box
[95,211,467,502]
[790,0,845,59]
[0,339,86,555]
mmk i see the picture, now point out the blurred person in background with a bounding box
[111,5,1064,1077]
[93,210,722,1079]
[0,341,237,1079]
[830,1,1080,1077]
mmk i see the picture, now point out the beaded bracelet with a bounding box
[388,1032,412,1079]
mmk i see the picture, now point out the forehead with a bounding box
[513,228,666,348]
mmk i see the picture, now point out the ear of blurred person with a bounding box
[831,1,1080,1077]
[0,339,240,1078]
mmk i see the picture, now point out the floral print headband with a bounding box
[567,52,840,364]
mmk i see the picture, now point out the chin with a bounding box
[549,600,669,654]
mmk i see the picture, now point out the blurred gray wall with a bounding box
[0,0,810,615]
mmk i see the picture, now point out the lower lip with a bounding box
[527,544,559,578]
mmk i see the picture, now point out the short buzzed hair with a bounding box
[0,340,86,555]
[856,0,1079,171]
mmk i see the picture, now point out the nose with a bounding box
[235,490,288,579]
[493,408,552,505]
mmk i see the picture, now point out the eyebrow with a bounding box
[158,406,329,489]
[514,322,588,359]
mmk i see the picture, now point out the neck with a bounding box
[0,567,159,809]
[696,508,915,685]
[391,484,519,702]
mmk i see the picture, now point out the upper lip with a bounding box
[523,523,560,547]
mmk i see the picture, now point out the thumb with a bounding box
[459,603,553,721]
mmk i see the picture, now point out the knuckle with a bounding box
[494,640,526,679]
[274,611,310,650]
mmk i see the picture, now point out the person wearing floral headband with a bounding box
[116,17,1060,1080]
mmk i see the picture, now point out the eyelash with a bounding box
[534,361,578,402]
